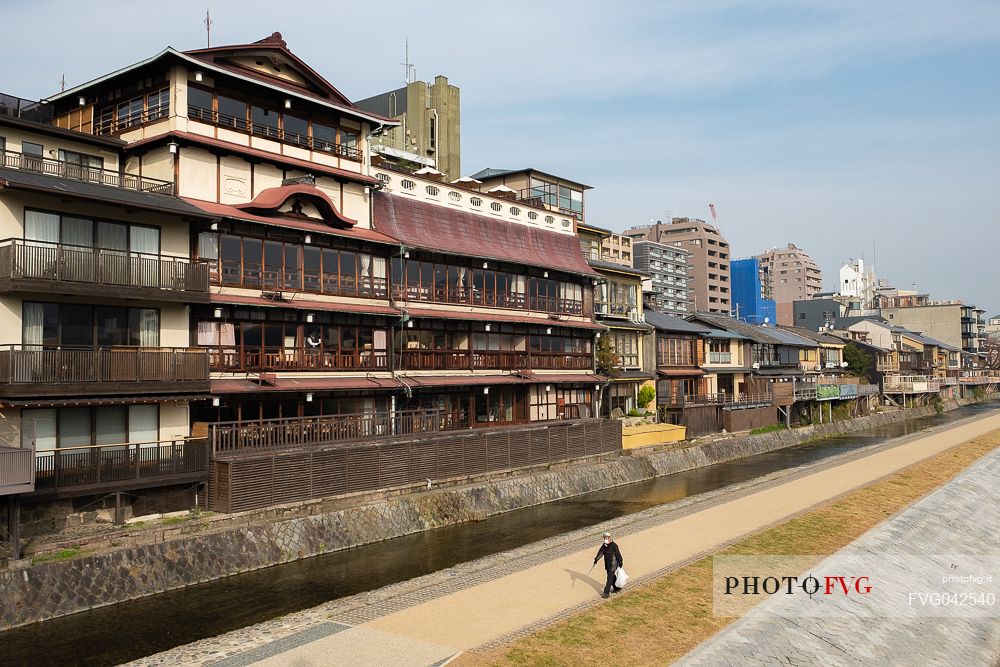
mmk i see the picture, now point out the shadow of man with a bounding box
[565,568,603,593]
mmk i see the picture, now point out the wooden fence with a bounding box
[208,418,622,513]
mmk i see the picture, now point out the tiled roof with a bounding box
[645,310,712,334]
[235,184,357,227]
[372,192,599,277]
[777,325,845,346]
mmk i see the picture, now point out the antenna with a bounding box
[59,74,66,92]
[708,203,719,229]
[401,38,416,84]
[204,8,213,48]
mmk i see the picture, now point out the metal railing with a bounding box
[1,150,174,194]
[210,409,471,455]
[858,384,880,396]
[793,382,818,400]
[0,92,54,123]
[513,185,584,220]
[883,376,943,393]
[0,446,34,494]
[0,346,209,386]
[33,439,208,492]
[0,239,209,293]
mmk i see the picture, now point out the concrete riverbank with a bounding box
[0,397,992,629]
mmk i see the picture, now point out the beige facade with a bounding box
[357,76,461,181]
[880,302,979,352]
[756,244,822,325]
[625,218,731,314]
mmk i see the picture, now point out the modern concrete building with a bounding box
[630,239,690,316]
[356,75,461,181]
[624,218,731,314]
[839,257,877,306]
[730,257,777,325]
[755,243,822,325]
[880,301,984,354]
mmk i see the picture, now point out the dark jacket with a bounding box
[594,541,623,572]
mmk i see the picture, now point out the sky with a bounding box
[2,0,999,314]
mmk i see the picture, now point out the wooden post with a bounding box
[114,492,123,525]
[7,496,20,561]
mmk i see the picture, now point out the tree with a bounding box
[637,384,656,409]
[595,334,620,378]
[984,333,1000,370]
[843,342,873,382]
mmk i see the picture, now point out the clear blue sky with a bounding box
[3,1,998,315]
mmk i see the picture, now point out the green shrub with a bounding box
[750,423,788,435]
[637,385,656,409]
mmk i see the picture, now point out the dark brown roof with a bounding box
[373,192,599,278]
[235,183,357,227]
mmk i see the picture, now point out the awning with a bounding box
[404,307,606,331]
[211,377,399,393]
[657,368,705,377]
[211,292,399,316]
[1,394,213,408]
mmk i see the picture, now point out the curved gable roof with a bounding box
[234,183,357,227]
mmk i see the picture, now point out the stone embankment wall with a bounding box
[0,397,991,629]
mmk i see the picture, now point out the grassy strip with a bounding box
[461,429,1000,667]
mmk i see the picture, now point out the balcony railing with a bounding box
[210,409,471,455]
[0,92,54,124]
[858,384,880,396]
[661,393,771,407]
[876,359,899,371]
[390,285,583,316]
[0,239,209,299]
[883,376,942,393]
[0,346,209,393]
[0,446,34,494]
[210,347,388,372]
[1,150,174,194]
[708,351,732,364]
[33,439,208,494]
[793,382,818,400]
[188,105,364,161]
[513,185,584,221]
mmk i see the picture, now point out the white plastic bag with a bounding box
[615,566,629,588]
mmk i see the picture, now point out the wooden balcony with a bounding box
[0,239,210,303]
[394,350,592,371]
[210,409,472,455]
[662,393,772,408]
[1,149,173,193]
[883,376,942,393]
[31,439,209,499]
[0,346,210,396]
[209,347,388,372]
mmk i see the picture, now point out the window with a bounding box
[23,302,158,348]
[24,405,160,451]
[188,87,213,120]
[217,95,248,130]
[22,141,43,171]
[251,106,280,139]
[282,114,309,146]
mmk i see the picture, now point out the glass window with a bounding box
[60,304,94,347]
[283,114,308,146]
[263,241,283,289]
[59,408,92,448]
[252,106,280,139]
[188,87,213,114]
[313,123,337,150]
[95,406,127,446]
[220,235,242,286]
[217,96,247,130]
[129,405,159,446]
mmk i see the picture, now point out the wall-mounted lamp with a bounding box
[306,313,314,323]
[407,320,414,328]
[210,222,218,231]
[546,327,552,335]
[284,99,292,109]
[545,385,552,392]
[78,96,86,106]
[212,397,221,407]
[485,324,491,332]
[194,71,204,82]
[595,383,601,391]
[483,387,490,395]
[167,142,179,155]
[304,234,312,244]
[403,251,410,259]
[595,332,602,339]
[213,307,222,318]
[306,393,313,402]
[482,261,489,269]
[543,271,549,278]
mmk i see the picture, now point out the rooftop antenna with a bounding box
[401,38,416,84]
[708,203,719,229]
[59,74,66,92]
[204,8,213,48]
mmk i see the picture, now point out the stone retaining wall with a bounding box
[0,397,992,630]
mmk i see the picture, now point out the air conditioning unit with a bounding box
[752,362,761,370]
[825,362,836,368]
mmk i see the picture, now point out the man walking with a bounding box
[593,531,624,598]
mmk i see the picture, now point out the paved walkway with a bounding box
[127,409,1000,667]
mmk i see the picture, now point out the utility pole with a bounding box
[204,8,213,48]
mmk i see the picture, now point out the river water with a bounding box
[4,403,997,666]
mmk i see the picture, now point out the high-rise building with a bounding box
[624,218,731,314]
[731,258,777,324]
[838,257,877,306]
[356,75,461,181]
[755,243,822,325]
[880,301,984,354]
[630,238,690,316]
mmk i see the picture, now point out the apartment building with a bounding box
[880,301,984,354]
[630,238,690,316]
[755,243,822,325]
[730,257,777,324]
[625,218,731,314]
